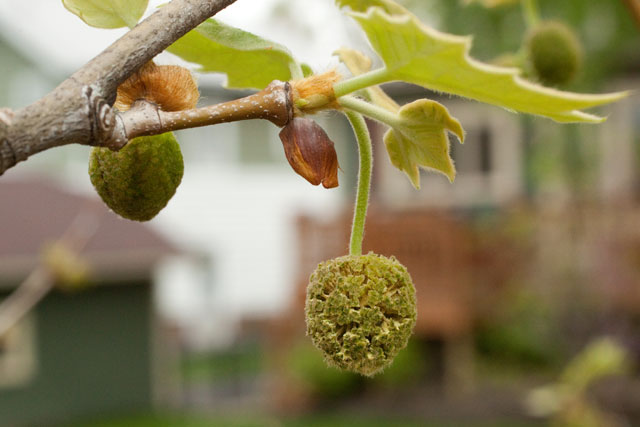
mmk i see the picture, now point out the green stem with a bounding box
[522,0,540,29]
[345,111,373,257]
[339,96,399,128]
[333,68,391,98]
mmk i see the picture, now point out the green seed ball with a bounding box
[526,21,582,86]
[305,252,417,376]
[89,133,184,222]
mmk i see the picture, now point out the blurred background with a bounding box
[0,0,639,425]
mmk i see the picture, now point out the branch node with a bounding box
[260,80,294,127]
[119,100,164,143]
[83,85,127,151]
[0,0,240,175]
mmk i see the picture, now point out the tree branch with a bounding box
[0,206,103,339]
[117,80,293,140]
[0,0,238,176]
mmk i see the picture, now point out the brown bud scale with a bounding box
[279,117,339,189]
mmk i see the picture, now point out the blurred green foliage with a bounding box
[73,412,545,427]
[288,341,362,398]
[181,341,263,382]
[372,339,429,388]
[527,337,630,426]
[401,0,639,89]
[288,338,429,398]
[476,290,564,369]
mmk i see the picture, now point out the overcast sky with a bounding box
[0,0,363,79]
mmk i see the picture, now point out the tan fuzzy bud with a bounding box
[115,61,199,112]
[291,70,341,114]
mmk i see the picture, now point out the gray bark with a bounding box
[0,0,237,175]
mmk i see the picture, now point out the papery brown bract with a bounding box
[291,70,341,114]
[279,117,339,188]
[115,61,199,112]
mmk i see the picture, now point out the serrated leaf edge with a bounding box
[347,7,628,123]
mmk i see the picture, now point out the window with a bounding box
[378,100,522,208]
[447,125,492,176]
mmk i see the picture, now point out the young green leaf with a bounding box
[336,48,373,79]
[336,48,464,188]
[335,48,399,113]
[337,48,465,187]
[336,0,405,15]
[168,19,302,90]
[62,0,148,29]
[384,99,464,187]
[337,1,627,123]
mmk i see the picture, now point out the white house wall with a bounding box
[598,78,640,201]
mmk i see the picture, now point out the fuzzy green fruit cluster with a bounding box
[526,21,582,86]
[305,252,417,376]
[89,133,184,222]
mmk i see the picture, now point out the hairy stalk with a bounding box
[522,0,541,29]
[346,111,373,257]
[333,68,390,98]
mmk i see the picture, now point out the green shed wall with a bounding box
[0,282,153,426]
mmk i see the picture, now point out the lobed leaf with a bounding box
[338,0,628,123]
[384,99,464,187]
[336,48,399,113]
[337,48,465,186]
[168,19,301,90]
[62,0,147,29]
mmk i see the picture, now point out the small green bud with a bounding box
[89,133,184,221]
[526,21,582,87]
[305,252,417,376]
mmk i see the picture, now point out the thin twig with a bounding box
[118,80,293,141]
[0,0,239,175]
[0,206,104,338]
